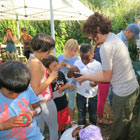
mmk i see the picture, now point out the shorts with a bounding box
[57,105,71,130]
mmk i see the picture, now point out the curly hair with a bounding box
[82,12,112,37]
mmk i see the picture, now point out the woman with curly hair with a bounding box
[75,12,139,140]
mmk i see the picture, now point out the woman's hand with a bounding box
[74,74,87,84]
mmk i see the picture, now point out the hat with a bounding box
[126,23,140,39]
[79,125,103,140]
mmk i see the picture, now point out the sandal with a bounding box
[98,118,112,125]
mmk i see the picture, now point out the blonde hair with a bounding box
[64,39,79,53]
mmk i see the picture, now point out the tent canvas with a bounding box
[0,0,93,20]
[0,0,93,55]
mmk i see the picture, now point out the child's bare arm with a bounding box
[30,102,42,117]
[0,116,23,130]
[58,84,75,93]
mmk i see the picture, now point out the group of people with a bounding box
[0,12,140,140]
[2,27,32,61]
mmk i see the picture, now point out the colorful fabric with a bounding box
[40,70,53,99]
[79,125,103,140]
[97,83,110,114]
[57,105,71,130]
[38,69,53,100]
[0,86,44,140]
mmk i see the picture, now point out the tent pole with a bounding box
[50,0,56,56]
[16,17,22,56]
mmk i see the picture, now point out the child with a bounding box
[42,55,75,135]
[0,61,43,140]
[68,44,102,125]
[57,39,79,125]
[27,34,58,140]
[60,124,103,140]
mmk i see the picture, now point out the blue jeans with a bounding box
[76,93,97,125]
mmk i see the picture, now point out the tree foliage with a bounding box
[0,0,140,59]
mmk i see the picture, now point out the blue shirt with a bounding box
[57,54,78,75]
[117,31,129,47]
[94,47,101,63]
[0,86,44,140]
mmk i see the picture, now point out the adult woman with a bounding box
[3,28,18,61]
[75,12,139,140]
[20,28,32,59]
[27,34,58,140]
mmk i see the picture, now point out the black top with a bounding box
[51,71,68,111]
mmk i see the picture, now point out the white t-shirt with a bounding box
[74,59,102,98]
[100,32,138,96]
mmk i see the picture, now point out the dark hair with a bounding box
[82,12,112,37]
[42,55,58,68]
[31,34,55,53]
[5,28,12,32]
[80,44,93,54]
[72,124,91,140]
[0,61,31,93]
[21,28,27,32]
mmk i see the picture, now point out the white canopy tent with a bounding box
[0,0,93,55]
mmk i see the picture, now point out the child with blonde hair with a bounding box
[57,39,79,125]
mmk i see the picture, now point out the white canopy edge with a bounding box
[0,0,93,20]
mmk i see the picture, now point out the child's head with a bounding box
[42,55,58,73]
[0,61,31,94]
[31,34,55,58]
[72,124,103,140]
[80,44,94,65]
[64,39,79,58]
